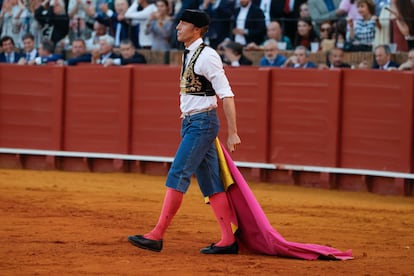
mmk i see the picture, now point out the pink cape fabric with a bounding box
[219,142,353,260]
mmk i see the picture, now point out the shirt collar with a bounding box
[186,38,204,52]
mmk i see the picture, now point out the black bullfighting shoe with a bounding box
[128,235,163,252]
[200,241,238,254]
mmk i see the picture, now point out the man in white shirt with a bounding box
[125,0,157,49]
[128,9,242,255]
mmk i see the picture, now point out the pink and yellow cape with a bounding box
[215,138,353,260]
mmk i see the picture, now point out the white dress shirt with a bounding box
[180,38,234,114]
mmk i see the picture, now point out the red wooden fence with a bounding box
[0,64,413,196]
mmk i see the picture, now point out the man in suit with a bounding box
[18,33,39,65]
[95,0,135,48]
[372,44,399,70]
[30,39,63,65]
[269,0,307,43]
[103,39,146,66]
[0,36,23,64]
[63,39,92,66]
[325,47,351,68]
[201,0,236,49]
[91,34,120,65]
[232,0,266,46]
[283,45,317,68]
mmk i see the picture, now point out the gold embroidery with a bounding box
[180,44,210,95]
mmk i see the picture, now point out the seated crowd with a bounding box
[0,0,413,69]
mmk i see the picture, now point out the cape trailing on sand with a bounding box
[215,138,353,260]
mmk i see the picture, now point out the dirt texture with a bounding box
[1,169,413,276]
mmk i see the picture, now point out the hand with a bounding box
[347,17,353,28]
[358,60,368,68]
[117,14,125,21]
[99,3,108,12]
[103,58,113,67]
[18,0,25,10]
[232,28,245,35]
[227,133,241,152]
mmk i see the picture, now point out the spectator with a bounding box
[293,17,320,50]
[259,0,272,26]
[0,0,28,48]
[389,0,414,50]
[245,20,293,50]
[61,14,92,50]
[30,39,63,64]
[85,20,108,51]
[17,33,38,64]
[67,0,96,29]
[345,0,380,52]
[0,35,23,63]
[222,40,252,66]
[95,0,134,48]
[91,34,120,64]
[125,0,157,49]
[398,48,414,70]
[232,0,266,46]
[337,0,362,24]
[308,0,342,33]
[299,2,310,18]
[320,47,351,68]
[59,38,92,65]
[202,0,235,49]
[319,20,336,51]
[26,0,44,48]
[103,38,146,66]
[268,0,307,43]
[259,39,286,67]
[283,45,317,68]
[372,44,399,69]
[145,0,174,51]
[34,0,70,46]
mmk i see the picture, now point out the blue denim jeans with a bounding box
[165,109,224,197]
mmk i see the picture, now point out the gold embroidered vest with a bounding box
[180,44,216,96]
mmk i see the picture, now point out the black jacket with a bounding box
[35,5,69,44]
[121,52,147,65]
[233,4,266,45]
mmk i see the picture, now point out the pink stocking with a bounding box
[209,192,237,246]
[144,188,183,240]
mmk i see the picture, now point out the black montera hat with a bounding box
[179,9,210,28]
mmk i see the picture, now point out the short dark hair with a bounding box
[225,41,243,56]
[120,39,135,48]
[0,36,15,47]
[40,39,55,54]
[375,44,391,55]
[72,38,86,46]
[22,33,35,41]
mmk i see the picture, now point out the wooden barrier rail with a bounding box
[0,64,413,196]
[139,49,409,67]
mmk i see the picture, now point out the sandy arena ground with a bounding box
[1,168,413,275]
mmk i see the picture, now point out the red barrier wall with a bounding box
[269,68,342,167]
[60,66,132,172]
[1,65,413,195]
[217,67,271,163]
[340,70,414,173]
[130,65,181,157]
[63,66,132,154]
[0,65,64,150]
